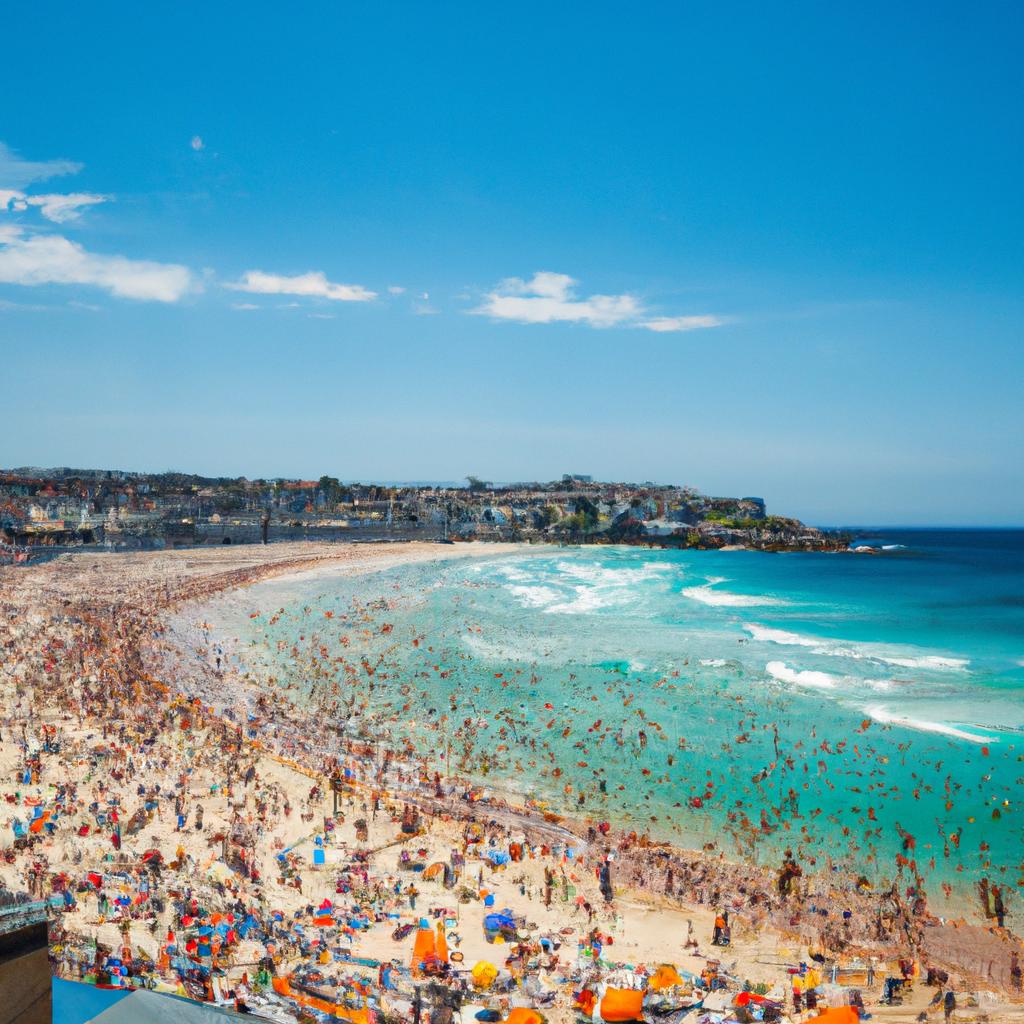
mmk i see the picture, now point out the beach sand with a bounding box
[2,541,1023,1023]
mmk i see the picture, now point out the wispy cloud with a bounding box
[1,188,110,223]
[226,270,376,302]
[0,225,194,302]
[472,271,721,332]
[0,142,82,189]
[639,314,723,332]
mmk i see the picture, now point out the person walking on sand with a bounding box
[993,885,1006,928]
[943,989,956,1022]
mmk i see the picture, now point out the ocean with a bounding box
[212,530,1024,899]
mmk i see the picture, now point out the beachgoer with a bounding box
[993,885,1006,927]
[943,989,956,1022]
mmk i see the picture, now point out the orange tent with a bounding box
[505,1009,546,1024]
[810,1009,859,1023]
[649,964,683,991]
[600,988,644,1022]
[411,927,436,977]
[435,920,449,963]
[29,811,51,834]
[272,976,370,1024]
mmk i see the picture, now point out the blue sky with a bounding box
[1,3,1021,525]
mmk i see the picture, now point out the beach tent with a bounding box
[435,920,449,963]
[410,926,436,976]
[734,992,774,1007]
[483,911,518,943]
[422,862,446,880]
[648,964,684,991]
[504,1009,546,1024]
[84,988,237,1023]
[807,1009,859,1024]
[598,988,644,1022]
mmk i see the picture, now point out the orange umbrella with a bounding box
[435,920,449,963]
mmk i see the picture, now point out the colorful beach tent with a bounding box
[599,988,644,1022]
[83,988,238,1023]
[807,1009,859,1023]
[410,926,436,976]
[435,920,449,963]
[648,964,684,991]
[504,1009,546,1024]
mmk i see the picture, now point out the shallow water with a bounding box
[210,530,1024,898]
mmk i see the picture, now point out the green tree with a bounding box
[574,494,599,529]
[318,475,343,505]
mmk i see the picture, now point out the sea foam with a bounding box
[867,705,996,744]
[765,660,838,689]
[744,623,968,671]
[683,584,784,607]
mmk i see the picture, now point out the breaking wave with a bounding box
[683,584,785,607]
[744,623,968,671]
[765,660,839,689]
[866,705,996,745]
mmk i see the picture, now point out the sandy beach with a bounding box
[2,541,1023,1024]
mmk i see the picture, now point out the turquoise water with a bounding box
[217,531,1024,898]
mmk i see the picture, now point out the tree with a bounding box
[574,494,599,529]
[539,504,559,528]
[465,476,491,492]
[318,476,343,505]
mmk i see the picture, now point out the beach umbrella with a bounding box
[470,961,498,989]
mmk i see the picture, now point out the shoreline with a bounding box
[3,541,1023,1022]
[153,549,1019,950]
[169,548,1000,916]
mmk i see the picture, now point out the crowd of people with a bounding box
[1,543,1023,1022]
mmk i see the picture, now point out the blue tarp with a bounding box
[53,978,131,1024]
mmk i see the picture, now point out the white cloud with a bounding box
[640,314,723,332]
[387,285,405,295]
[473,271,640,327]
[190,135,205,151]
[1,189,110,223]
[0,225,194,302]
[231,302,259,310]
[226,269,376,302]
[0,142,81,189]
[473,270,723,332]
